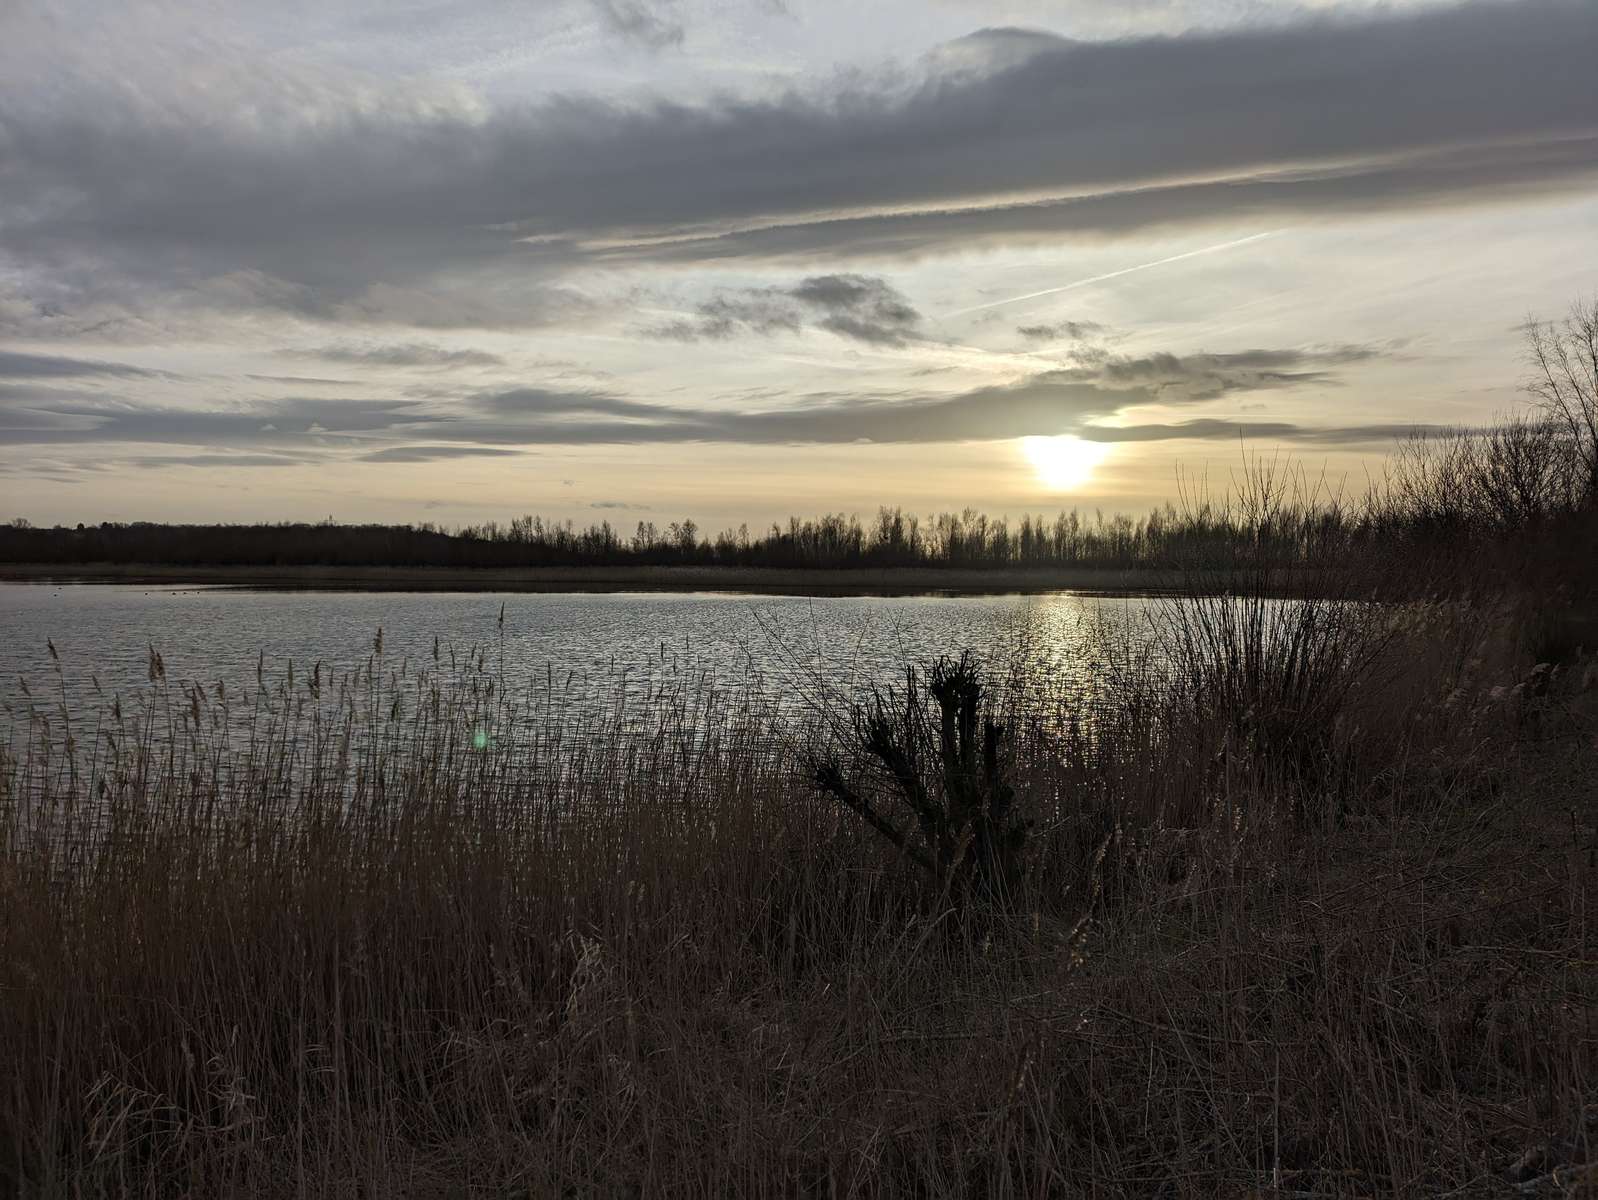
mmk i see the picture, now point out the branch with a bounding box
[813,762,936,875]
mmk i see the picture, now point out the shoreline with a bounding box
[0,561,1194,596]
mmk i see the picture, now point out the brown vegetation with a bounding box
[2,601,1592,1194]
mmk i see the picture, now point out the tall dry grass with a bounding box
[3,560,1592,1195]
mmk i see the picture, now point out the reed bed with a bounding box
[2,561,1593,1197]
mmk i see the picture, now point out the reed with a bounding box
[2,546,1592,1195]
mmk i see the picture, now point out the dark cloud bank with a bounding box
[2,1,1595,327]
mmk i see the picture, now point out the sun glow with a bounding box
[1021,436,1110,492]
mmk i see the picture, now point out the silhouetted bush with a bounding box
[813,653,1030,913]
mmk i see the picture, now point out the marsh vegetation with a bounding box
[3,334,1597,1194]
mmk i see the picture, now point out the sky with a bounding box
[2,0,1595,531]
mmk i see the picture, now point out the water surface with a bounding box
[2,583,1164,727]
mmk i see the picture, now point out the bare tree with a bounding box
[1476,414,1574,529]
[1525,295,1598,505]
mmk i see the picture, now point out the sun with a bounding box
[1021,436,1110,492]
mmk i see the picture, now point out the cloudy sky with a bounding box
[2,0,1594,529]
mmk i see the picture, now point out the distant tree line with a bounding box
[0,505,1342,572]
[1,448,1589,573]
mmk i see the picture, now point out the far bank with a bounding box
[0,561,1198,596]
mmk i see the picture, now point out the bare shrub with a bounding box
[1526,294,1598,504]
[1378,419,1581,543]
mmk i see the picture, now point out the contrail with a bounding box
[945,230,1283,317]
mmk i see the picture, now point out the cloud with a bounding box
[648,274,922,345]
[126,453,318,469]
[0,339,1401,459]
[1077,420,1458,445]
[475,386,667,419]
[652,292,804,341]
[1017,320,1105,343]
[590,0,685,50]
[423,375,1126,446]
[1096,346,1381,400]
[0,395,437,448]
[792,275,922,345]
[926,27,1074,77]
[445,376,1434,448]
[0,450,323,473]
[246,374,361,386]
[607,135,1598,265]
[357,445,524,463]
[590,499,648,510]
[3,0,1595,330]
[0,350,161,379]
[432,339,1392,446]
[292,342,507,369]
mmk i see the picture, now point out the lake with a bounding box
[1,583,1165,729]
